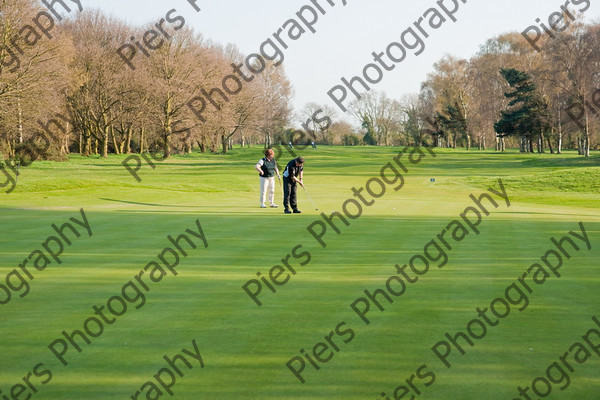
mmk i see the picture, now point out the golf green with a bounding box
[1,147,599,399]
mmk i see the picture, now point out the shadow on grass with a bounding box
[100,198,193,208]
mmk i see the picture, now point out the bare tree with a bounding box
[299,103,336,145]
[145,29,216,158]
[254,62,293,148]
[0,0,73,159]
[65,11,136,157]
[545,17,597,156]
[350,91,401,146]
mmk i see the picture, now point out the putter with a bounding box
[15,162,20,186]
[302,186,318,211]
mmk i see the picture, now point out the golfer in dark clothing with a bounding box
[282,156,304,214]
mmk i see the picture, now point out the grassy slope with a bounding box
[0,147,599,400]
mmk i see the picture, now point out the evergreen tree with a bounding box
[438,102,469,149]
[494,68,551,153]
[361,120,377,145]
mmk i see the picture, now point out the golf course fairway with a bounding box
[1,146,599,399]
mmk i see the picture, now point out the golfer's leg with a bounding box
[290,183,298,210]
[259,177,267,206]
[283,179,291,211]
[268,177,275,205]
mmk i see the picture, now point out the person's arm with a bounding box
[294,169,304,186]
[255,160,264,175]
[275,164,280,178]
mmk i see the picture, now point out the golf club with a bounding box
[15,162,20,186]
[302,185,318,211]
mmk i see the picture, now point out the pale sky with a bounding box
[82,0,598,121]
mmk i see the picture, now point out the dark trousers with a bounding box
[283,177,298,211]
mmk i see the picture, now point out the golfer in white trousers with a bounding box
[255,149,280,208]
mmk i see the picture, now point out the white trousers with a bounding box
[260,176,276,205]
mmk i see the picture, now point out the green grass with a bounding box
[1,147,599,399]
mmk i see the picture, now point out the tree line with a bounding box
[346,13,599,156]
[1,2,598,165]
[0,1,296,163]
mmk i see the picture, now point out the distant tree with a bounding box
[299,103,336,145]
[400,95,422,146]
[328,121,355,145]
[65,11,134,158]
[342,133,361,146]
[254,63,293,149]
[0,0,74,160]
[146,29,211,158]
[418,85,445,147]
[436,102,469,149]
[422,55,473,149]
[544,18,597,156]
[494,68,550,153]
[350,91,401,146]
[360,120,376,145]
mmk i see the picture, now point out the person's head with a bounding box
[295,156,304,166]
[265,149,274,159]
